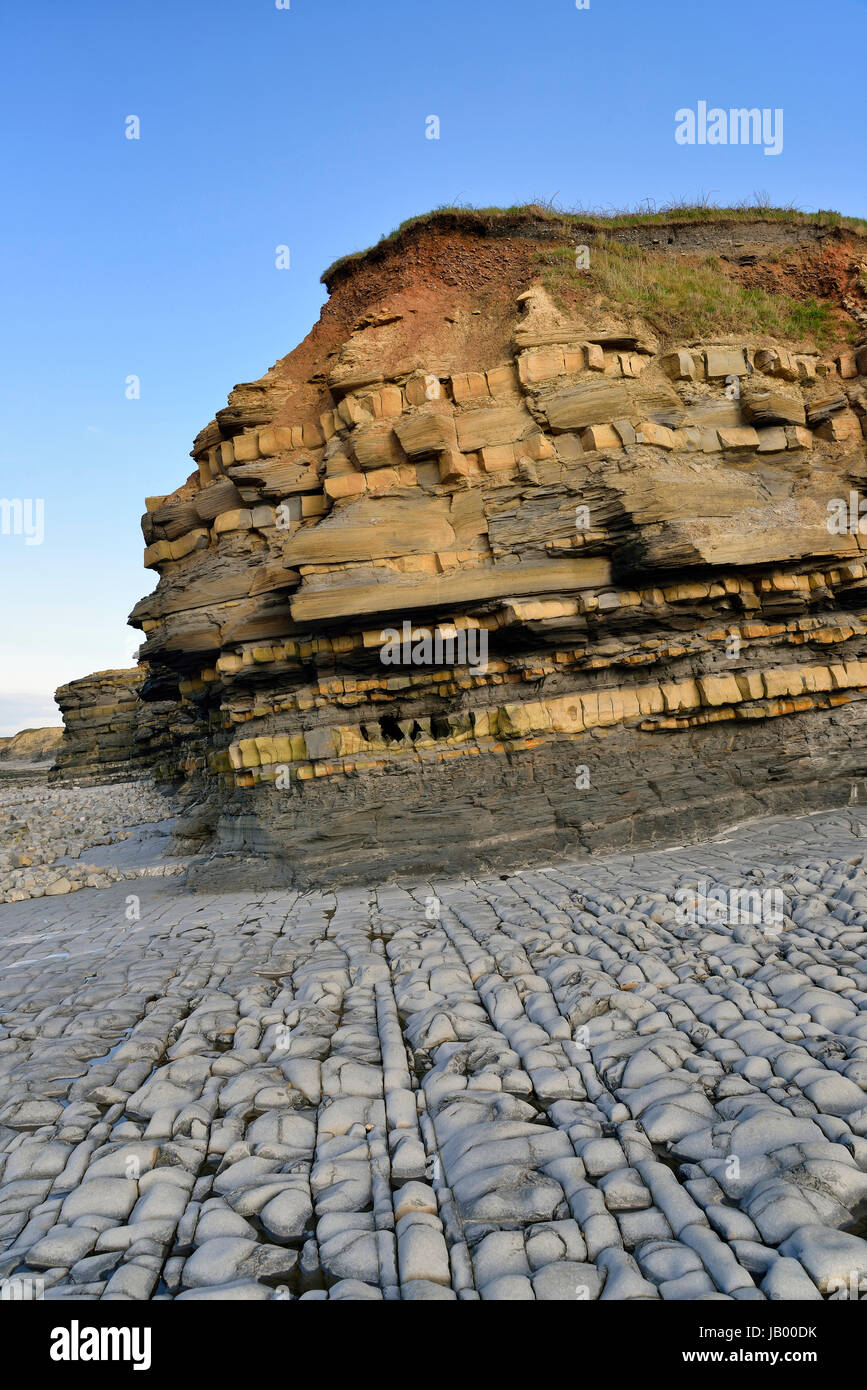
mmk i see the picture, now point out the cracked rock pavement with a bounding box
[2,786,867,1301]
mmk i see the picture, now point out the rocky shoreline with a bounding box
[5,211,867,1304]
[0,778,183,904]
[1,784,866,1301]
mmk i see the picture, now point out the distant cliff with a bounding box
[0,726,63,764]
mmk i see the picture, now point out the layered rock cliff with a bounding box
[50,669,179,786]
[0,727,62,764]
[124,209,867,881]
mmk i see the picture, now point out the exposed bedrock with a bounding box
[179,702,867,887]
[50,669,179,787]
[111,211,867,878]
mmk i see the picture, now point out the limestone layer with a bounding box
[118,214,867,876]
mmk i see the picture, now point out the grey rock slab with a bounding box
[176,1280,273,1301]
[259,1185,313,1242]
[453,1163,566,1223]
[26,1225,98,1269]
[532,1260,605,1301]
[400,1278,457,1300]
[761,1258,823,1301]
[3,1140,72,1183]
[396,1214,451,1287]
[181,1235,299,1289]
[193,1207,255,1245]
[660,1270,718,1299]
[327,1280,384,1301]
[319,1229,381,1284]
[597,1167,652,1211]
[479,1275,536,1300]
[778,1225,867,1294]
[61,1179,138,1223]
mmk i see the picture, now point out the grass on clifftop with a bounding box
[536,239,838,346]
[322,198,867,284]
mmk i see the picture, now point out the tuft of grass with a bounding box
[321,198,867,286]
[535,239,837,346]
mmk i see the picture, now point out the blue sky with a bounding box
[0,0,864,734]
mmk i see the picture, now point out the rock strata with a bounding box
[74,213,867,876]
[50,670,178,787]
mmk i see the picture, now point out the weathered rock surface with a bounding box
[50,669,179,787]
[64,213,867,877]
[1,791,867,1301]
[0,778,183,904]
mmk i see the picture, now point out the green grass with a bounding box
[321,198,867,285]
[536,240,838,346]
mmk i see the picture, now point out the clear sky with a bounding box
[0,0,864,734]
